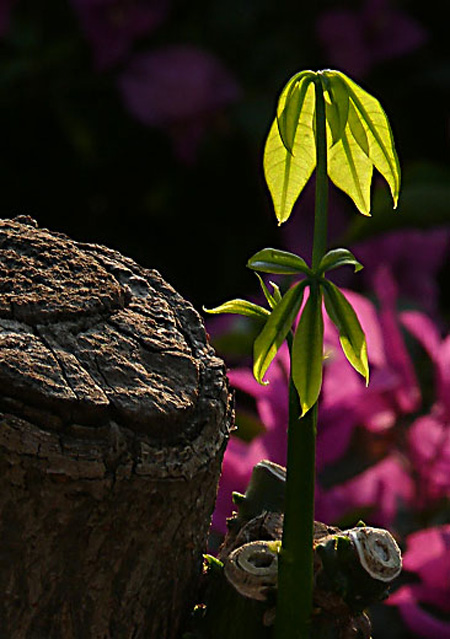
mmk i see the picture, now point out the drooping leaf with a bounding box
[326,70,401,209]
[264,77,316,224]
[253,281,307,384]
[317,248,363,275]
[347,101,369,156]
[247,247,312,276]
[256,273,277,309]
[322,280,369,383]
[277,71,315,155]
[328,127,373,215]
[204,299,270,320]
[291,285,324,416]
[269,281,283,304]
[324,77,349,147]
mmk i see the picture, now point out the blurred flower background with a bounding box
[1,2,450,637]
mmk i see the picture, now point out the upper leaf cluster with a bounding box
[264,69,401,223]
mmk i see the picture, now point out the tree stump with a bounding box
[0,216,232,639]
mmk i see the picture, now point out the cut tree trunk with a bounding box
[0,216,232,639]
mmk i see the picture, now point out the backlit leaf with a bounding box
[328,127,373,215]
[326,70,401,209]
[264,78,316,224]
[248,247,312,276]
[347,101,369,156]
[256,273,277,309]
[318,248,363,275]
[324,78,349,147]
[269,281,283,304]
[277,71,315,155]
[322,280,369,383]
[291,285,324,416]
[253,281,307,384]
[204,299,270,320]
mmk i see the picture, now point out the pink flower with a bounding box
[408,414,450,506]
[212,344,289,534]
[388,525,450,638]
[317,0,428,78]
[401,310,450,505]
[319,279,420,469]
[70,0,169,69]
[354,228,450,318]
[117,45,240,164]
[315,454,414,528]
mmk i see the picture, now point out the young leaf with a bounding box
[277,71,315,155]
[270,281,283,304]
[291,285,324,416]
[324,78,349,147]
[325,70,401,210]
[256,273,277,309]
[347,101,370,156]
[204,299,270,320]
[322,280,369,383]
[264,78,316,224]
[317,248,363,275]
[248,247,312,276]
[328,127,373,215]
[253,281,307,384]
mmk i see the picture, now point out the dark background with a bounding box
[1,0,449,313]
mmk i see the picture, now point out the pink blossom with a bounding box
[317,0,428,78]
[354,228,450,318]
[408,414,450,506]
[117,45,240,164]
[70,0,169,69]
[400,310,450,505]
[373,267,421,414]
[212,344,289,534]
[388,525,450,638]
[318,280,420,469]
[315,454,414,528]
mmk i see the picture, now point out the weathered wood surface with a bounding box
[0,216,232,639]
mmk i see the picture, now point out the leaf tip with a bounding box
[300,401,312,417]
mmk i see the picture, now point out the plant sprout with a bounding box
[206,68,400,639]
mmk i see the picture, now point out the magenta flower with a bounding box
[317,0,428,78]
[388,525,450,638]
[212,344,289,534]
[354,228,450,317]
[70,0,168,69]
[117,45,240,164]
[319,277,420,469]
[400,310,450,506]
[315,454,414,528]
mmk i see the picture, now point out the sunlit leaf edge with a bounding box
[253,281,307,385]
[291,285,324,416]
[321,279,369,384]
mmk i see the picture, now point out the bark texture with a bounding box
[0,216,232,639]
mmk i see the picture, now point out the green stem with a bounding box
[274,74,329,639]
[312,74,329,270]
[275,340,317,639]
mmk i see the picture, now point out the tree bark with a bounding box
[0,216,232,639]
